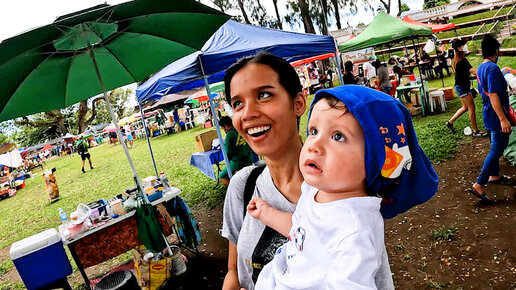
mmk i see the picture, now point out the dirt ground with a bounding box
[1,137,515,289]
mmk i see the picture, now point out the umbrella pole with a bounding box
[138,101,160,178]
[411,38,427,116]
[198,55,232,179]
[87,48,148,203]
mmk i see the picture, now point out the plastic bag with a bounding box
[132,246,173,290]
[423,40,435,54]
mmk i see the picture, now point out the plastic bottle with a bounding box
[58,208,68,223]
[159,171,170,191]
[106,204,114,217]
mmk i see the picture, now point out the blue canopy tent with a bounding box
[137,20,338,102]
[136,20,339,179]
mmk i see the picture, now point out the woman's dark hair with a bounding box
[224,52,302,105]
[344,61,354,73]
[481,34,500,59]
[219,116,232,127]
[451,39,466,70]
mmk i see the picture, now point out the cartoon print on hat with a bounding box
[380,123,412,179]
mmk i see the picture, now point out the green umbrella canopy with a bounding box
[0,0,230,122]
[209,81,225,94]
[339,12,432,53]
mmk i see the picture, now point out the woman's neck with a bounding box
[264,139,304,204]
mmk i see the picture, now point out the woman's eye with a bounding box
[232,100,243,109]
[258,92,271,100]
[332,132,346,142]
[309,127,318,136]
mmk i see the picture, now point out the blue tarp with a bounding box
[137,20,336,103]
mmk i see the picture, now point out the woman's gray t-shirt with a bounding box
[221,165,394,290]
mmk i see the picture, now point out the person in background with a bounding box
[374,60,392,94]
[363,60,377,85]
[343,61,357,85]
[434,49,450,78]
[76,139,94,173]
[325,66,334,87]
[467,34,513,201]
[218,116,254,186]
[393,65,410,82]
[445,39,486,138]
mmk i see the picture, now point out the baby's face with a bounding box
[300,99,366,194]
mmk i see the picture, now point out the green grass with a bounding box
[0,282,25,290]
[0,126,228,249]
[501,36,516,49]
[450,6,513,25]
[430,226,458,240]
[437,24,485,39]
[0,260,13,276]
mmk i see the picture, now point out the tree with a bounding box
[12,88,133,146]
[330,0,343,29]
[378,0,392,14]
[272,0,283,29]
[236,0,251,24]
[423,0,450,9]
[213,0,232,12]
[400,3,410,12]
[285,0,316,34]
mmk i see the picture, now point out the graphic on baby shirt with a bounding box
[288,227,306,251]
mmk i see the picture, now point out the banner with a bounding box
[342,48,375,64]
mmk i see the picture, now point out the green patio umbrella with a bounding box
[0,0,229,270]
[0,0,229,181]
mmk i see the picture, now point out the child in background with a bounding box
[249,86,438,289]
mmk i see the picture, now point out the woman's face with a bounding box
[229,63,306,158]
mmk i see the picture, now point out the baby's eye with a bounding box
[332,132,346,142]
[258,92,271,100]
[232,100,243,109]
[308,127,318,136]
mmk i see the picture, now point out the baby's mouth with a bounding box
[247,126,271,137]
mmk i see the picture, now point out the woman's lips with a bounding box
[245,125,271,142]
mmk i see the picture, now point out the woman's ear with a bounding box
[293,92,307,118]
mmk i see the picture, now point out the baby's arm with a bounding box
[247,197,292,237]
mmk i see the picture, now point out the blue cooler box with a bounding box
[10,228,72,290]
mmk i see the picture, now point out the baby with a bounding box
[248,85,438,289]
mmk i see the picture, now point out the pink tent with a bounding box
[402,16,455,33]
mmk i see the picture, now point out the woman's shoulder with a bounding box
[226,165,266,198]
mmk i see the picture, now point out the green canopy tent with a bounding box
[339,12,432,53]
[339,13,434,114]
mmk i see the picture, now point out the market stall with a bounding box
[339,12,433,115]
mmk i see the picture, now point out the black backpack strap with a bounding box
[243,164,266,217]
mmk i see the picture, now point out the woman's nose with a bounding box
[241,101,260,121]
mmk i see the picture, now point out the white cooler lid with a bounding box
[10,228,61,260]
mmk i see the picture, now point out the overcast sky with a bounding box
[0,0,426,42]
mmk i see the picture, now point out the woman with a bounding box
[220,52,393,290]
[393,65,410,82]
[467,35,513,201]
[445,39,487,137]
[343,60,357,84]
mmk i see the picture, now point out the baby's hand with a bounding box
[247,197,271,220]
